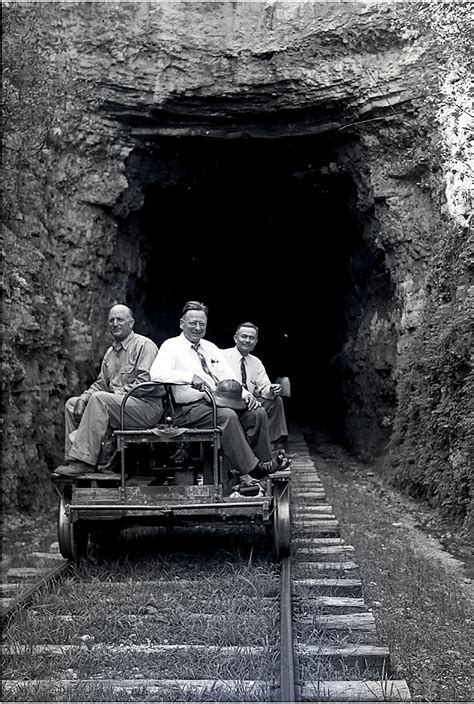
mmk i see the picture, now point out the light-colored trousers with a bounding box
[173,402,273,475]
[65,391,163,465]
[260,396,288,443]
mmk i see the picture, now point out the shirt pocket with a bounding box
[128,348,139,366]
[120,364,135,380]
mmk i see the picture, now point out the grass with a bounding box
[3,679,273,702]
[2,531,280,699]
[297,625,376,645]
[305,434,474,702]
[3,592,277,646]
[2,647,276,680]
[298,654,387,682]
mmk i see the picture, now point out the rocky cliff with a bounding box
[2,2,472,530]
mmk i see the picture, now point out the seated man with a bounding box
[55,304,163,477]
[150,301,290,491]
[223,322,288,449]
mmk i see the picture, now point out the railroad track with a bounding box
[2,431,412,701]
[288,430,411,702]
[2,524,283,701]
[1,526,70,626]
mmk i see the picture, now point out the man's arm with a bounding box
[253,358,274,399]
[72,355,111,423]
[79,357,111,403]
[150,339,195,384]
[211,346,263,410]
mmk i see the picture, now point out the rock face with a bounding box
[2,2,472,530]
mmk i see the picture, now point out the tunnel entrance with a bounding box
[115,134,390,445]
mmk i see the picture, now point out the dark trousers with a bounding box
[260,396,288,443]
[173,402,273,475]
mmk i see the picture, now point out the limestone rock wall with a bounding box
[2,2,471,529]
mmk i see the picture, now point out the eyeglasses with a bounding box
[187,321,206,329]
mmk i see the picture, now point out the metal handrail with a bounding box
[118,381,218,432]
[118,381,221,500]
[201,386,220,493]
[119,381,166,432]
[119,381,165,499]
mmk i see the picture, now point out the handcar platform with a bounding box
[52,382,291,562]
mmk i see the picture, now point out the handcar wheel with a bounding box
[58,495,73,559]
[57,495,88,562]
[272,480,291,560]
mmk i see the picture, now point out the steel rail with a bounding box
[1,560,71,624]
[279,555,297,701]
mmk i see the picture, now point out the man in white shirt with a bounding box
[150,301,289,489]
[223,322,288,449]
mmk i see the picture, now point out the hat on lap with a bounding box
[213,379,247,411]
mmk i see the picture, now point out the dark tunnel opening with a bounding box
[118,136,372,443]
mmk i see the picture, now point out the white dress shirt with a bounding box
[150,333,239,404]
[222,346,273,399]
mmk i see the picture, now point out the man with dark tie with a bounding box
[222,322,288,449]
[150,301,290,490]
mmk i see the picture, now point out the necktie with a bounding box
[192,344,219,383]
[240,357,248,390]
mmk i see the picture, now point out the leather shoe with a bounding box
[255,452,292,477]
[53,460,95,477]
[236,474,264,497]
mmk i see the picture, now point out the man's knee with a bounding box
[241,406,268,431]
[217,407,239,425]
[88,391,116,407]
[254,406,267,423]
[273,397,284,412]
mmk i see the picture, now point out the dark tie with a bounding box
[240,357,248,390]
[192,344,219,383]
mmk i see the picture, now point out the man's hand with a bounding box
[270,383,282,397]
[244,392,261,411]
[191,374,208,391]
[73,398,87,424]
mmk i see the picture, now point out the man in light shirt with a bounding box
[55,304,163,477]
[150,301,290,490]
[222,322,288,449]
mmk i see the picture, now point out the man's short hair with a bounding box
[182,301,209,317]
[235,321,259,336]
